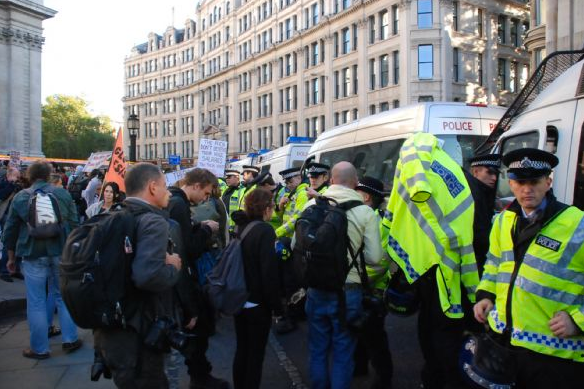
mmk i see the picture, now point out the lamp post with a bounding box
[127,113,139,162]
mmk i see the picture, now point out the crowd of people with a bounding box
[0,136,582,389]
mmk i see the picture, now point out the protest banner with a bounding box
[196,139,227,177]
[83,151,111,172]
[104,129,127,193]
[9,151,20,167]
[165,167,194,187]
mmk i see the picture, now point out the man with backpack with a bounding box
[166,169,229,389]
[91,163,182,388]
[2,161,81,359]
[67,166,90,220]
[295,161,382,389]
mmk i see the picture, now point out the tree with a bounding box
[42,95,116,159]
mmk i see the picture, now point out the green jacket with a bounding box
[2,181,78,258]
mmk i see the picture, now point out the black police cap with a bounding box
[502,148,558,180]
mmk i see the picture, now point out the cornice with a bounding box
[0,26,45,49]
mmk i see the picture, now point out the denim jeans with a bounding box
[21,256,78,354]
[305,286,363,389]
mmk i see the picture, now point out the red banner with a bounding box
[104,128,127,193]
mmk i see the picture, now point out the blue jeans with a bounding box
[305,287,363,389]
[21,256,78,354]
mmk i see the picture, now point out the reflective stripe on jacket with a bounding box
[478,206,584,362]
[383,133,478,318]
[276,183,308,238]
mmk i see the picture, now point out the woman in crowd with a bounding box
[85,182,120,218]
[231,188,282,389]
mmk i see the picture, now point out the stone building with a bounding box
[123,0,530,161]
[0,0,56,157]
[523,0,584,71]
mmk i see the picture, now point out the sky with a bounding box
[41,0,198,126]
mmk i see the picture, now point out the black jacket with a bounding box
[232,211,282,314]
[464,170,497,275]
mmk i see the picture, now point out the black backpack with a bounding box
[60,206,144,329]
[68,175,89,203]
[294,197,364,292]
[27,187,63,239]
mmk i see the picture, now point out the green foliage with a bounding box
[42,95,116,159]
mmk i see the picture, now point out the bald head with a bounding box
[331,161,358,189]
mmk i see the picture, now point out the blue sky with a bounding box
[42,0,197,125]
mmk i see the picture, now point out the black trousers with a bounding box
[417,273,468,389]
[94,328,168,389]
[233,305,272,389]
[354,312,393,387]
[183,333,212,379]
[515,348,584,389]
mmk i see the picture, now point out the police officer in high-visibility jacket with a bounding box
[305,162,330,199]
[238,165,260,210]
[383,133,478,389]
[221,169,243,235]
[354,176,393,388]
[474,148,584,389]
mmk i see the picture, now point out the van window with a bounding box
[261,164,271,174]
[320,138,406,190]
[292,160,304,168]
[437,134,486,170]
[573,123,584,210]
[496,131,539,201]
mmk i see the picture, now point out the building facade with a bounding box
[123,0,529,161]
[0,0,56,157]
[523,0,584,71]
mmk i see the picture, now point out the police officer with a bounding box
[305,162,330,199]
[274,167,309,334]
[354,177,393,389]
[238,165,260,209]
[474,148,584,389]
[464,154,501,275]
[221,169,242,235]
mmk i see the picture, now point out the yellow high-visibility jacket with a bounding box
[478,205,584,362]
[383,133,478,318]
[276,183,308,238]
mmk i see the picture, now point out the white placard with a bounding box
[83,151,112,172]
[165,167,194,187]
[196,139,228,177]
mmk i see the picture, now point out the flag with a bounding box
[104,128,127,193]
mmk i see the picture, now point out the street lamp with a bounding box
[127,113,139,162]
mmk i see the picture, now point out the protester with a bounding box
[85,182,121,218]
[2,161,81,359]
[82,169,103,208]
[93,163,181,387]
[0,167,22,282]
[231,188,281,389]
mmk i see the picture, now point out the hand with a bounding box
[185,317,198,330]
[165,253,182,271]
[6,251,16,275]
[279,196,289,209]
[201,220,219,233]
[306,187,319,199]
[549,311,580,338]
[473,298,494,324]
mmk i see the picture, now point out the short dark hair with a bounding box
[125,163,163,196]
[244,188,273,220]
[183,168,218,187]
[27,161,52,183]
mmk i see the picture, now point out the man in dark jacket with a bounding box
[0,167,21,282]
[93,163,181,388]
[166,168,228,389]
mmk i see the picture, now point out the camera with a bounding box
[144,317,190,352]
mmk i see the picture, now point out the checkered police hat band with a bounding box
[308,166,328,174]
[282,171,300,179]
[470,160,500,168]
[509,157,551,170]
[357,182,383,196]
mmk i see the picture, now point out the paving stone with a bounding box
[0,366,66,389]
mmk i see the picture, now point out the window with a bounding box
[477,9,484,37]
[380,10,389,40]
[342,67,350,97]
[312,42,319,65]
[312,3,319,25]
[511,19,519,47]
[453,48,459,82]
[418,45,433,79]
[352,23,358,50]
[393,50,399,84]
[352,64,358,95]
[497,58,506,91]
[333,32,339,57]
[334,70,340,98]
[392,5,399,35]
[418,0,432,29]
[418,95,434,102]
[574,123,584,210]
[509,61,518,93]
[312,78,319,104]
[380,55,389,87]
[478,53,484,86]
[369,58,376,89]
[342,28,350,54]
[369,104,376,115]
[452,1,459,31]
[393,99,400,108]
[380,102,389,111]
[497,131,540,201]
[368,15,375,44]
[498,15,506,44]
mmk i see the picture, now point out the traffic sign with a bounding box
[169,155,181,165]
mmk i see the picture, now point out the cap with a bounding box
[242,165,260,174]
[468,153,501,170]
[306,162,331,177]
[279,167,302,180]
[257,172,275,186]
[224,169,240,177]
[502,148,558,180]
[356,176,386,197]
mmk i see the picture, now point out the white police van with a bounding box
[484,51,584,210]
[256,137,313,182]
[306,102,506,190]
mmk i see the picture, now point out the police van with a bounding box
[482,51,584,210]
[227,155,257,171]
[305,102,505,189]
[256,137,313,182]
